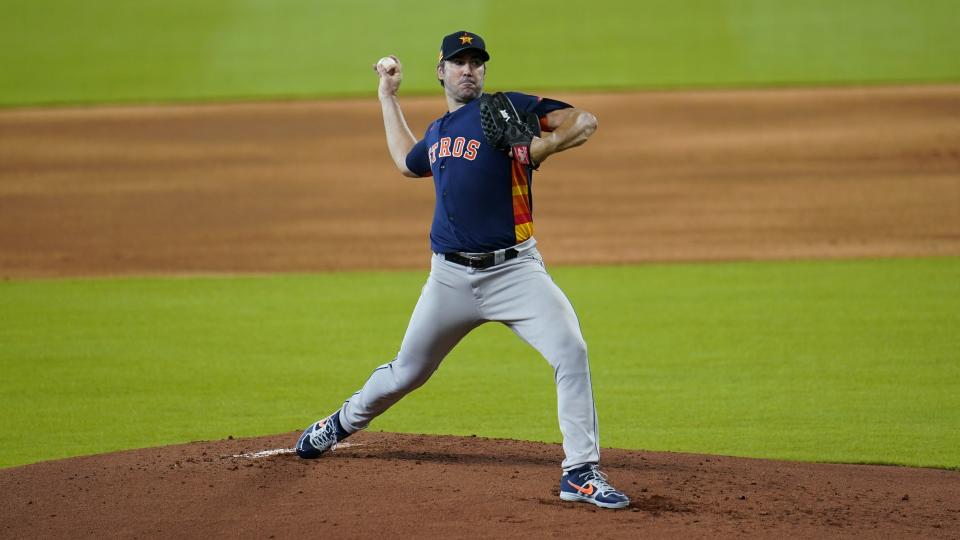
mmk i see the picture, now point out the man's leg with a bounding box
[478,249,629,509]
[483,253,600,469]
[340,257,483,432]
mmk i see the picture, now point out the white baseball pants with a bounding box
[338,238,601,470]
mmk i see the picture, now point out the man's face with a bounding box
[438,52,486,103]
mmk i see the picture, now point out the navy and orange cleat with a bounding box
[559,464,630,509]
[295,410,349,459]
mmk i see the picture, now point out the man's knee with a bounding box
[549,334,589,372]
[388,359,435,394]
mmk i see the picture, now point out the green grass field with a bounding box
[3,0,959,107]
[2,0,958,475]
[2,257,958,470]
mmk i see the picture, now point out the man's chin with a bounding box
[456,87,481,102]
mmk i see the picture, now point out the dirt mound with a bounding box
[2,431,957,538]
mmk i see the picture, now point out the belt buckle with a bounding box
[447,251,499,269]
[457,253,487,269]
[469,253,492,269]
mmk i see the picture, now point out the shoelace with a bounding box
[579,467,621,497]
[308,420,338,451]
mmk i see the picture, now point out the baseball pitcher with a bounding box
[296,30,630,509]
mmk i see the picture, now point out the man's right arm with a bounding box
[374,56,420,178]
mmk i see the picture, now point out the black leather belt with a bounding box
[444,248,519,269]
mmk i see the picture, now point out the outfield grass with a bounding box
[1,257,958,469]
[2,0,959,107]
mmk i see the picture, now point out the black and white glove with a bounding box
[479,92,540,168]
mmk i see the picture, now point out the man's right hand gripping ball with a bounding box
[479,92,541,168]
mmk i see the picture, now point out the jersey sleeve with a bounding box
[506,92,572,132]
[404,137,432,177]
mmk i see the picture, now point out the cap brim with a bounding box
[442,47,490,62]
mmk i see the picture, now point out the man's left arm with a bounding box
[530,108,598,165]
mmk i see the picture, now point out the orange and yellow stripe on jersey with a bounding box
[511,160,534,243]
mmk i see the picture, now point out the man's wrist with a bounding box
[530,136,554,164]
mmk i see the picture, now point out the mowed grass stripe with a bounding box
[1,257,957,469]
[2,0,959,107]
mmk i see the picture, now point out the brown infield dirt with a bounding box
[1,85,959,538]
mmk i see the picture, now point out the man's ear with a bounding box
[437,62,444,87]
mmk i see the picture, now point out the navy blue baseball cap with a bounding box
[439,30,489,62]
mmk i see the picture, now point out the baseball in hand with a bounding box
[377,56,398,73]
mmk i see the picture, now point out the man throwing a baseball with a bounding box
[296,30,630,510]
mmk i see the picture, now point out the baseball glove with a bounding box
[479,92,540,167]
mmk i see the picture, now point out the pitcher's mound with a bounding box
[2,431,958,538]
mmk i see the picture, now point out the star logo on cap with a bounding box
[459,33,473,45]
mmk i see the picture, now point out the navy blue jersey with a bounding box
[405,92,571,253]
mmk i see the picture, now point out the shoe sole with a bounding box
[559,491,630,509]
[295,448,325,459]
